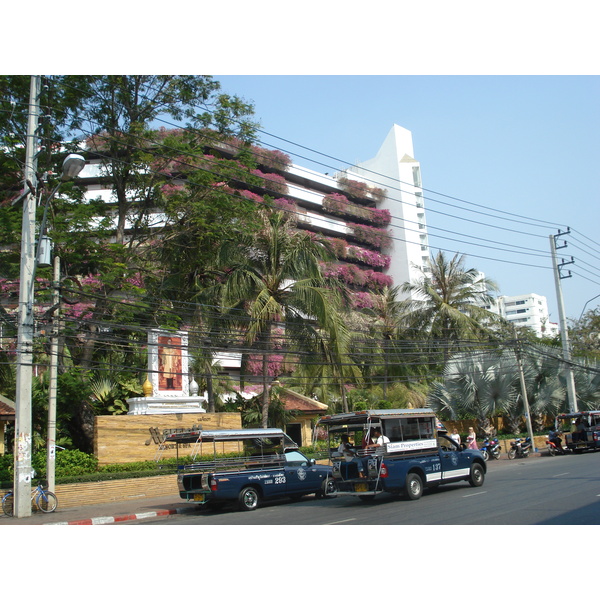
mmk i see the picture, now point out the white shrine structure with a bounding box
[126,329,207,415]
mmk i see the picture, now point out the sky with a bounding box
[213,75,600,323]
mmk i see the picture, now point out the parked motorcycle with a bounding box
[508,437,532,459]
[479,437,501,461]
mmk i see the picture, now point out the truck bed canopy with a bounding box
[164,428,297,447]
[318,408,437,428]
[556,411,600,421]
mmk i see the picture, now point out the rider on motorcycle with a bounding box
[549,428,565,454]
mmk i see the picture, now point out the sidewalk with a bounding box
[0,493,198,525]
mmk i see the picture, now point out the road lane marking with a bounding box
[327,518,357,525]
[463,491,487,498]
[552,472,569,477]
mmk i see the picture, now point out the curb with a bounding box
[45,505,197,526]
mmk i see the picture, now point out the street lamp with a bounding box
[33,155,86,288]
[13,147,85,518]
[43,154,85,496]
[578,293,600,323]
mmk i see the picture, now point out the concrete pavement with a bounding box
[0,492,198,525]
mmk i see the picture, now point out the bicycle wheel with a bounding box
[2,492,14,516]
[36,490,58,513]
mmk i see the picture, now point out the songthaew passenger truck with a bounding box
[164,427,334,511]
[317,408,486,501]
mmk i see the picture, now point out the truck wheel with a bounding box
[238,486,260,511]
[317,478,336,498]
[404,472,423,500]
[469,463,485,487]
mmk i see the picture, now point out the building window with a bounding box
[412,166,422,188]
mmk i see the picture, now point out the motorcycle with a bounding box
[546,434,566,456]
[508,437,532,459]
[479,437,501,461]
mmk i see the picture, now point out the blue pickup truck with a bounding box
[318,408,486,501]
[164,428,334,511]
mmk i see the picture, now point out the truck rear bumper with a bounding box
[180,490,212,504]
[333,479,384,495]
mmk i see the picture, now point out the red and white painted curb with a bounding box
[46,506,195,525]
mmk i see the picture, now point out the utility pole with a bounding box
[513,328,536,451]
[14,75,41,517]
[47,255,60,493]
[549,230,578,412]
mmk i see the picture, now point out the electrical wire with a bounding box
[8,81,588,282]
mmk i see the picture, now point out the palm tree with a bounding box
[428,349,519,436]
[571,356,600,410]
[400,251,500,364]
[210,209,351,427]
[368,286,403,399]
[520,344,565,432]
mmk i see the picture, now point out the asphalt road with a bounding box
[120,451,600,525]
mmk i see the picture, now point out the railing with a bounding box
[179,453,286,473]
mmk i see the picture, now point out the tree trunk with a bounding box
[74,399,95,453]
[505,413,522,435]
[206,372,215,413]
[261,350,269,428]
[476,415,494,438]
[340,381,348,413]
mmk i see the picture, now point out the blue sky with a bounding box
[215,75,600,323]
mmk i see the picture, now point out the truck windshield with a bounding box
[285,450,310,466]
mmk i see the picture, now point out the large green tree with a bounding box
[0,76,260,450]
[79,76,257,245]
[569,306,600,359]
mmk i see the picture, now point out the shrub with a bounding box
[32,448,99,478]
[251,169,289,195]
[348,223,392,250]
[0,454,13,483]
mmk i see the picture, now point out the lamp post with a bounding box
[578,293,600,323]
[41,154,85,496]
[13,144,85,517]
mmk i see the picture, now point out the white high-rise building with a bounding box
[497,293,558,337]
[342,124,430,299]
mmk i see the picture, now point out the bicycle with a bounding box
[2,481,58,516]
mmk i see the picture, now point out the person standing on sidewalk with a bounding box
[466,427,478,449]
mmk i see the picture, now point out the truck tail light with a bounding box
[210,478,218,491]
[380,462,389,478]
